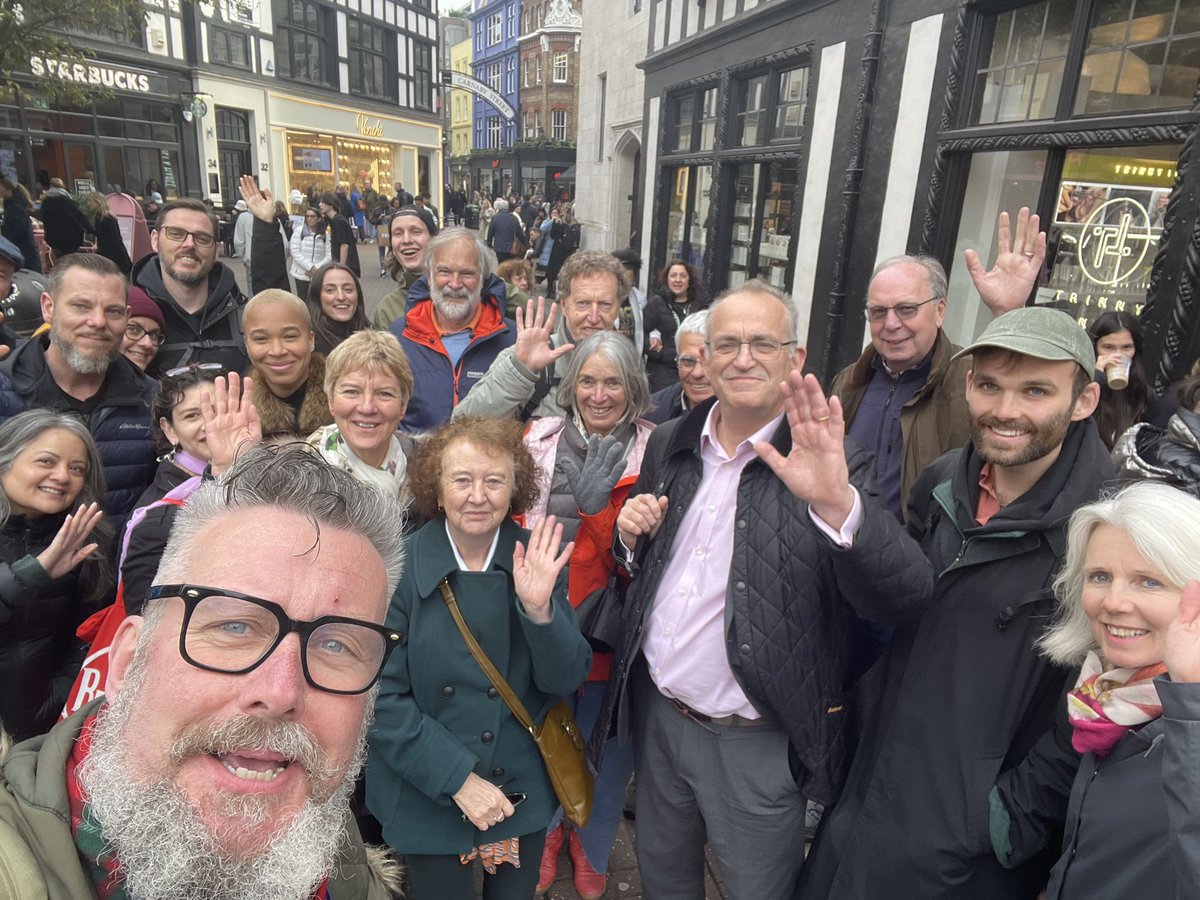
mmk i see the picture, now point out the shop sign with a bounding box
[29,55,155,94]
[449,71,516,121]
[355,114,385,138]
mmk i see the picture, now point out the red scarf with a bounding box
[1067,651,1167,758]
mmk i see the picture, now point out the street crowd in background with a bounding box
[2,169,1200,900]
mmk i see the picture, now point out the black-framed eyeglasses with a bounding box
[677,355,702,372]
[865,296,941,323]
[145,584,401,695]
[124,320,165,346]
[159,225,216,248]
[164,362,226,378]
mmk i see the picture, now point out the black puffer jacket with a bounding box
[800,419,1114,900]
[590,398,933,805]
[0,513,110,742]
[1112,408,1200,496]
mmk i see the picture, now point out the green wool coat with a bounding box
[365,517,591,855]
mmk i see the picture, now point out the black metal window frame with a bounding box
[272,0,336,88]
[348,16,398,103]
[413,40,434,110]
[652,44,813,293]
[209,23,252,70]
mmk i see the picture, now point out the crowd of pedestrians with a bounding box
[1,170,1200,900]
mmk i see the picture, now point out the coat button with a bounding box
[441,686,455,698]
[740,643,751,654]
[491,767,505,777]
[735,581,746,591]
[481,731,495,744]
[736,519,746,529]
[487,687,499,699]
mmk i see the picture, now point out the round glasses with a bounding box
[707,338,796,360]
[145,584,400,695]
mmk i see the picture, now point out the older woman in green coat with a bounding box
[366,416,591,900]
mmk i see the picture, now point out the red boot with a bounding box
[568,828,607,900]
[537,823,565,895]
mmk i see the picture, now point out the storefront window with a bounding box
[946,150,1047,344]
[1042,142,1180,323]
[727,160,798,291]
[1076,0,1200,114]
[668,94,694,153]
[336,138,395,195]
[736,75,769,145]
[971,0,1200,124]
[272,0,334,88]
[665,165,711,270]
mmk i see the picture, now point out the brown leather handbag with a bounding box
[438,579,594,827]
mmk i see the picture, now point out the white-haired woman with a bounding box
[520,331,654,898]
[988,481,1200,898]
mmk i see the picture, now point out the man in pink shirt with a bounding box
[593,279,932,899]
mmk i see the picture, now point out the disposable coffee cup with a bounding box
[1106,358,1131,390]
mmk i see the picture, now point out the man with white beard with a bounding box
[0,443,406,899]
[0,252,156,536]
[386,226,515,431]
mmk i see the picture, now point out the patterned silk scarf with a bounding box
[1067,650,1167,758]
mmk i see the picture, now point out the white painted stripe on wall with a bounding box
[875,13,943,266]
[792,41,845,345]
[640,95,660,288]
[668,0,683,45]
[653,0,666,52]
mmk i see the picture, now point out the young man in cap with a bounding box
[801,307,1112,900]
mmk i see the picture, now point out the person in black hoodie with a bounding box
[0,409,114,742]
[37,178,95,261]
[0,178,42,273]
[132,196,256,375]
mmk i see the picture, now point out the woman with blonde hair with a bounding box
[84,192,132,275]
[989,481,1200,898]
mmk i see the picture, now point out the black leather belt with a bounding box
[666,696,771,730]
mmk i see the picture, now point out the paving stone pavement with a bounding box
[537,818,726,900]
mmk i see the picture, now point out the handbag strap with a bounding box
[438,578,535,732]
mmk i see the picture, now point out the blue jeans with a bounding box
[547,680,634,873]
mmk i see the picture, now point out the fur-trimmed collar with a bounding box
[251,352,333,438]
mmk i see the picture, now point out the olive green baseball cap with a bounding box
[952,306,1095,373]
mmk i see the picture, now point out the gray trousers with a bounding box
[631,665,807,900]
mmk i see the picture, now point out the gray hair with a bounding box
[677,310,709,341]
[494,199,509,212]
[1038,481,1200,665]
[558,251,631,306]
[153,443,406,605]
[47,252,125,295]
[708,278,799,344]
[872,254,948,301]
[422,227,496,283]
[555,331,651,426]
[0,408,107,527]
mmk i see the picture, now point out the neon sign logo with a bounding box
[1078,197,1154,287]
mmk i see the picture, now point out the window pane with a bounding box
[1075,0,1198,113]
[773,68,807,141]
[971,0,1071,124]
[1042,143,1180,326]
[945,150,1046,346]
[667,167,689,259]
[698,88,717,151]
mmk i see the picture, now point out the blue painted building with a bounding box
[468,0,520,196]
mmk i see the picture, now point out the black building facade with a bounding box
[639,0,1200,388]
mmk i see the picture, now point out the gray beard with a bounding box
[432,284,480,329]
[50,328,117,375]
[78,663,370,900]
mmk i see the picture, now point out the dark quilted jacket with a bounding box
[799,419,1114,900]
[590,398,933,805]
[0,336,157,538]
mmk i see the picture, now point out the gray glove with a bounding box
[561,435,628,516]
